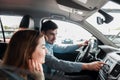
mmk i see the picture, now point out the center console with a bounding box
[98,52,120,80]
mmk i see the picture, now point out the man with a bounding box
[41,20,104,80]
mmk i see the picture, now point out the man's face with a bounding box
[44,29,57,44]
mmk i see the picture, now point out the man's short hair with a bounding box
[41,20,58,32]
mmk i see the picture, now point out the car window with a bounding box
[0,15,22,42]
[49,20,92,44]
[86,1,120,47]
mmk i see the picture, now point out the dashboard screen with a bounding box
[105,59,113,66]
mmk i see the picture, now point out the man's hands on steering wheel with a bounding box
[78,40,89,47]
[75,40,92,62]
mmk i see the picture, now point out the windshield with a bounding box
[48,20,92,44]
[87,1,120,47]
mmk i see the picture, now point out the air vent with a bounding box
[110,63,120,78]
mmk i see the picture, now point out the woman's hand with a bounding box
[28,59,43,73]
[28,59,44,80]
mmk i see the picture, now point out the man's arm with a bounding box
[44,53,82,72]
[53,44,79,53]
[44,53,104,72]
[53,40,89,53]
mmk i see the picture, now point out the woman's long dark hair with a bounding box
[3,30,43,69]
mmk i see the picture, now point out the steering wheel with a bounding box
[75,41,91,62]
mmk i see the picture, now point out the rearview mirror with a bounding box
[97,17,104,25]
[97,9,114,25]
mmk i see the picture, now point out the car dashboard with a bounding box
[98,51,120,80]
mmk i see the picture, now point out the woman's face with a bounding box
[32,36,47,64]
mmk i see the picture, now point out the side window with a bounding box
[51,20,92,44]
[0,15,22,42]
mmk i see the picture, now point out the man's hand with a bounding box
[78,40,89,47]
[82,61,105,71]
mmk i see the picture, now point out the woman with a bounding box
[1,30,46,80]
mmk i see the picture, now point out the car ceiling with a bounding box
[0,0,118,21]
